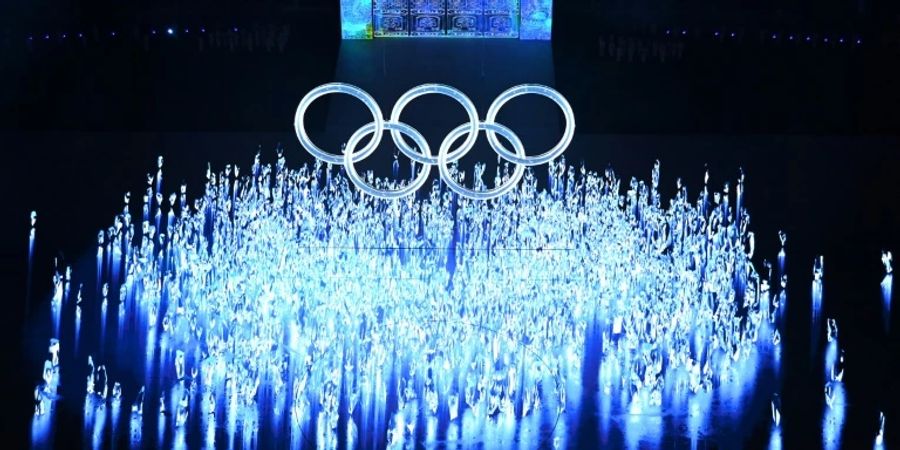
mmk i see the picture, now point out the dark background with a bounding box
[2,0,900,448]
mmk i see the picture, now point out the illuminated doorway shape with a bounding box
[340,0,552,40]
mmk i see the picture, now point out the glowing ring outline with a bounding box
[293,83,384,165]
[437,122,527,201]
[343,121,433,200]
[389,84,480,165]
[294,83,574,200]
[484,84,575,166]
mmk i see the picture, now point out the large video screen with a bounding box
[342,0,551,39]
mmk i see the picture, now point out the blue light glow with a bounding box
[30,144,788,447]
[882,251,892,331]
[883,276,892,332]
[822,365,846,449]
[875,412,886,448]
[520,0,553,40]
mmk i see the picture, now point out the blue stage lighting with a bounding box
[38,83,871,449]
[30,116,784,449]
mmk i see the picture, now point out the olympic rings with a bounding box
[294,82,575,200]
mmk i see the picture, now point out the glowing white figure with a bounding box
[30,151,786,449]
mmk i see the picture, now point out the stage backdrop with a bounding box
[340,0,552,39]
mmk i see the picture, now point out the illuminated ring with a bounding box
[389,84,479,165]
[344,121,432,200]
[295,82,575,200]
[294,83,384,165]
[437,122,527,201]
[484,84,575,166]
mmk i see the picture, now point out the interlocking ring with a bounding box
[294,82,575,200]
[437,122,527,200]
[294,83,383,165]
[485,84,576,166]
[390,84,479,165]
[344,121,432,200]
